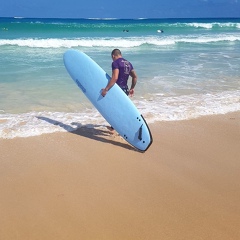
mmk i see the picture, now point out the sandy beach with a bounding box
[0,112,240,240]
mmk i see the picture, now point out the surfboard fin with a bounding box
[138,124,143,141]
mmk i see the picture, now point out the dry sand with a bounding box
[0,112,240,240]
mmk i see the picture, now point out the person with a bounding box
[101,49,137,97]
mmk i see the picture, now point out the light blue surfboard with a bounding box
[63,49,153,152]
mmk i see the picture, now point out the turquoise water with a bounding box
[0,17,240,138]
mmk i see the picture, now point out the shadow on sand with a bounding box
[37,116,137,152]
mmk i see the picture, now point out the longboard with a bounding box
[63,49,153,152]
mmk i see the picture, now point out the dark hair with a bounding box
[111,49,121,56]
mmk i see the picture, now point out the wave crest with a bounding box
[0,35,240,48]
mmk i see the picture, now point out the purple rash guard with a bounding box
[112,58,133,89]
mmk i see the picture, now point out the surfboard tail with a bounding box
[139,115,153,152]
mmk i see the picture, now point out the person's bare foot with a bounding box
[107,126,114,131]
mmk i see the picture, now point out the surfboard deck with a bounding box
[63,49,153,152]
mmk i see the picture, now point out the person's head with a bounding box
[111,49,122,60]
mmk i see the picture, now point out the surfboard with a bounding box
[63,49,153,152]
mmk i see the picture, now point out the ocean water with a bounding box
[0,17,240,139]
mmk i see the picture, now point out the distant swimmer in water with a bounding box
[157,29,164,33]
[123,29,129,32]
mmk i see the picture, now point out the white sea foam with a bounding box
[1,90,239,139]
[188,23,213,29]
[0,34,240,49]
[186,22,240,29]
[87,18,119,20]
[178,35,240,44]
[0,111,104,139]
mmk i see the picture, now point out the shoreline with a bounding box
[1,112,240,239]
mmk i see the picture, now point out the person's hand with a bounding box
[129,89,134,97]
[101,88,108,97]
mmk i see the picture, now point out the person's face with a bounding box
[111,55,117,61]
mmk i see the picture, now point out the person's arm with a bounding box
[101,68,119,97]
[129,70,137,97]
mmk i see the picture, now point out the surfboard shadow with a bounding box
[36,116,136,151]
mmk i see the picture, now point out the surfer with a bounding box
[101,49,137,97]
[101,49,137,132]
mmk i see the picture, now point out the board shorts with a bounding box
[120,86,129,96]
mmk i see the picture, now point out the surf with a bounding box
[1,90,239,139]
[0,34,240,49]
